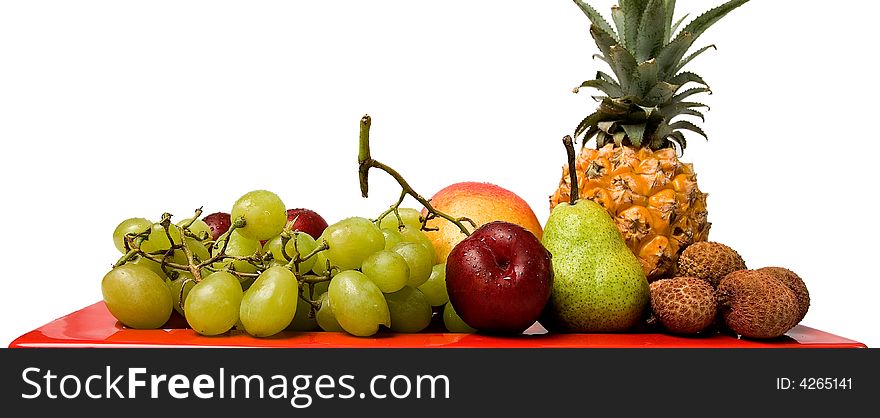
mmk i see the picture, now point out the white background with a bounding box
[1,0,877,348]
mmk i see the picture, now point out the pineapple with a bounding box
[550,0,750,281]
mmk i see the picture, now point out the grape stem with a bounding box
[174,215,204,283]
[284,239,330,272]
[177,278,193,311]
[115,211,261,285]
[357,114,475,236]
[116,210,341,317]
[374,190,407,231]
[298,273,331,315]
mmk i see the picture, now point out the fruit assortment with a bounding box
[100,0,812,341]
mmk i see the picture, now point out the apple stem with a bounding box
[358,114,477,237]
[563,136,579,205]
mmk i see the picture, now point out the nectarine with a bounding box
[422,182,543,263]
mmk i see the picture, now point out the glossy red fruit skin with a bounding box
[203,212,231,241]
[445,221,553,334]
[286,208,329,239]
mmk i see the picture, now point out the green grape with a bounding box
[378,208,423,231]
[316,293,344,332]
[418,263,449,306]
[171,240,212,266]
[291,280,330,332]
[128,255,167,278]
[312,280,330,297]
[239,266,299,337]
[287,282,319,331]
[321,217,384,270]
[381,228,405,250]
[184,271,244,336]
[328,270,390,337]
[101,264,172,329]
[263,235,282,257]
[384,286,432,333]
[264,232,318,274]
[212,230,262,274]
[231,190,287,241]
[177,218,212,241]
[311,251,330,276]
[112,218,152,253]
[397,226,437,263]
[140,223,183,254]
[443,302,476,333]
[361,250,410,293]
[391,242,434,287]
[167,276,195,316]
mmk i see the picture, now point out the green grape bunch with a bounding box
[101,116,479,338]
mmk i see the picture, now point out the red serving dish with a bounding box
[9,302,867,348]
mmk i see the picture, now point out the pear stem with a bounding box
[563,135,579,205]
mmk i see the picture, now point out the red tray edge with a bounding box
[9,302,869,349]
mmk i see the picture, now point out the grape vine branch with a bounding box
[357,114,475,236]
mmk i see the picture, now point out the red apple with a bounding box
[202,212,231,241]
[286,208,328,239]
[445,221,553,333]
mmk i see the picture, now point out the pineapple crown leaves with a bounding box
[571,0,750,152]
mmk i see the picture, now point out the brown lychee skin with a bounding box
[678,242,747,287]
[756,267,809,324]
[716,270,799,339]
[649,277,717,335]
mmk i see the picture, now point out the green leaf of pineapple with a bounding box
[590,23,619,58]
[574,112,599,140]
[635,0,667,62]
[663,0,676,43]
[668,71,709,89]
[574,0,619,42]
[575,108,625,140]
[655,31,694,77]
[669,13,689,40]
[644,81,678,106]
[661,101,710,119]
[668,131,688,150]
[574,79,624,97]
[608,45,638,94]
[652,123,673,149]
[678,0,751,45]
[596,71,621,87]
[620,0,650,53]
[582,125,600,145]
[674,108,706,122]
[622,124,647,146]
[613,131,628,146]
[671,87,712,103]
[635,59,659,96]
[670,120,708,139]
[672,44,717,75]
[611,6,627,48]
[590,25,635,85]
